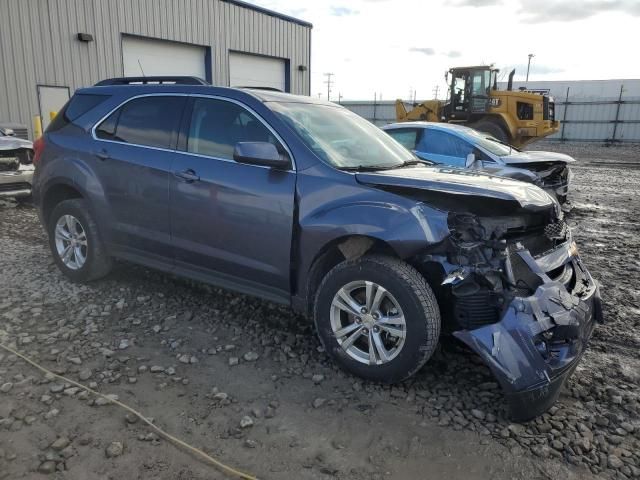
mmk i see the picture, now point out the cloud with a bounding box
[330,6,359,16]
[453,0,502,6]
[446,50,462,58]
[518,0,640,23]
[409,47,436,55]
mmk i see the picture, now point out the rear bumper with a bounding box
[454,242,601,421]
[0,167,33,198]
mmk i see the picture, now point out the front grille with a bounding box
[0,182,30,193]
[544,221,569,240]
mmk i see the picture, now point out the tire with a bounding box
[314,255,441,384]
[472,120,510,144]
[47,198,112,282]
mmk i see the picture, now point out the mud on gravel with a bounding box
[0,142,639,480]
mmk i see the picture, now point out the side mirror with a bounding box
[233,142,290,170]
[465,153,476,168]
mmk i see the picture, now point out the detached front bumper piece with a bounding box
[453,240,602,421]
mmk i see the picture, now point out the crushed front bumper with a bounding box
[453,240,602,421]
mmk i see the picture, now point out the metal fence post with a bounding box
[373,93,378,124]
[560,87,570,142]
[610,84,624,144]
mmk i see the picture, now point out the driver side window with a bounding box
[186,98,281,160]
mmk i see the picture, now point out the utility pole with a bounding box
[338,92,343,104]
[323,73,334,101]
[526,53,534,82]
[432,85,439,100]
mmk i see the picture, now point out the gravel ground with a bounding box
[0,142,639,480]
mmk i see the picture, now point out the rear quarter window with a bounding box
[95,96,186,150]
[46,93,111,132]
[386,129,419,150]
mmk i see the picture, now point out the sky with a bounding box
[249,0,640,100]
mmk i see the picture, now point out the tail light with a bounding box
[33,136,45,167]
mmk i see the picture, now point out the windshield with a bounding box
[467,129,519,156]
[269,102,414,169]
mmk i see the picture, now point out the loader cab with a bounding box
[446,66,492,121]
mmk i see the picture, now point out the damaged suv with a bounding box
[33,78,602,420]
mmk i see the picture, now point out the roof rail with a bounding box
[94,76,210,86]
[238,86,283,92]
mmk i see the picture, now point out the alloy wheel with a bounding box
[330,280,406,365]
[54,214,88,270]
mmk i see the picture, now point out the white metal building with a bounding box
[0,0,312,138]
[502,80,640,142]
[342,79,640,143]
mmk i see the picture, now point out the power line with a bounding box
[323,73,334,101]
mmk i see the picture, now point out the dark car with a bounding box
[32,77,601,420]
[382,122,574,202]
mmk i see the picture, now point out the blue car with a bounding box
[382,122,574,202]
[32,77,600,420]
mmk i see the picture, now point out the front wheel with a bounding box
[314,255,441,383]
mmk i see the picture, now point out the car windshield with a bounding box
[269,102,414,169]
[467,130,519,156]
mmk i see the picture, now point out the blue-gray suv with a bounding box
[32,77,602,420]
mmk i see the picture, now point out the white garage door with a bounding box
[229,52,286,91]
[122,36,207,80]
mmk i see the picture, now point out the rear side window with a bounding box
[386,129,419,150]
[47,93,111,132]
[96,96,186,149]
[186,98,281,160]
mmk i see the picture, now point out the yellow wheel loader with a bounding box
[396,66,560,148]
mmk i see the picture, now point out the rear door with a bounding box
[93,95,186,259]
[169,96,296,299]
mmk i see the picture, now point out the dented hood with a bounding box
[0,136,33,151]
[355,166,555,210]
[501,150,576,166]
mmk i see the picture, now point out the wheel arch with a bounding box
[41,181,85,227]
[301,235,398,317]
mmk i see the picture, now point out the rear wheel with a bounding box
[314,255,440,383]
[472,120,510,144]
[48,199,112,282]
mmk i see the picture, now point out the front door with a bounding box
[169,97,296,299]
[469,69,491,114]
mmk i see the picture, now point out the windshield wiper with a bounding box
[338,164,400,172]
[399,159,426,167]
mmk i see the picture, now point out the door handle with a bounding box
[174,169,200,183]
[95,149,110,160]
